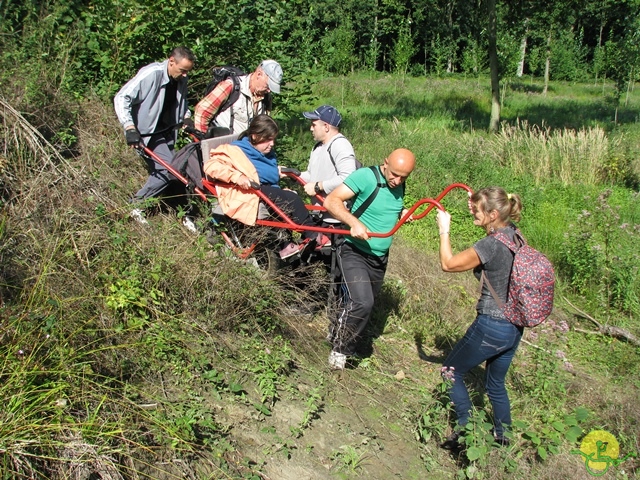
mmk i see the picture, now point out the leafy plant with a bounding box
[105,267,164,330]
[321,20,357,75]
[560,189,640,318]
[430,33,457,77]
[513,407,589,461]
[243,338,293,413]
[292,387,323,437]
[391,21,417,77]
[416,371,454,444]
[331,445,367,474]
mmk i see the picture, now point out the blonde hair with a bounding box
[471,187,522,223]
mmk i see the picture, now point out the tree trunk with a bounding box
[625,67,633,107]
[594,20,604,85]
[487,0,500,132]
[447,0,454,73]
[372,1,379,72]
[543,32,551,95]
[516,21,529,77]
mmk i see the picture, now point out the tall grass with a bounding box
[489,120,611,185]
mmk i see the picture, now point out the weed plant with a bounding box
[560,189,640,319]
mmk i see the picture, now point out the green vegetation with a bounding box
[2,68,639,478]
[1,0,640,477]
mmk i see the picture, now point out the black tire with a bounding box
[251,243,281,276]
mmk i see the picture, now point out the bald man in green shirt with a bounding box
[324,148,416,370]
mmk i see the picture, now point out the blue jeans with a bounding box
[443,314,523,437]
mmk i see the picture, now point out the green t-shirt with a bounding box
[343,166,404,257]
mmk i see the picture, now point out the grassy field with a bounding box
[284,73,640,323]
[0,73,638,479]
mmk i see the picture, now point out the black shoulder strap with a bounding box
[352,166,387,218]
[325,137,339,174]
[213,76,241,113]
[326,135,357,174]
[262,92,273,113]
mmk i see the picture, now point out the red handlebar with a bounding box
[139,145,473,238]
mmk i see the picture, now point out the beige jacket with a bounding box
[203,144,260,225]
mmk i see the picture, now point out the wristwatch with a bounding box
[314,182,321,193]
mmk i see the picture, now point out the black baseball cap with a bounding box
[303,105,342,127]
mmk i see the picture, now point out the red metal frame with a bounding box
[140,145,473,258]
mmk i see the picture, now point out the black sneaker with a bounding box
[440,432,463,453]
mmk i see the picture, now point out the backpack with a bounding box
[204,66,246,114]
[168,142,204,191]
[203,66,273,130]
[483,228,555,327]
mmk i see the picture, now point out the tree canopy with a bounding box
[1,0,639,102]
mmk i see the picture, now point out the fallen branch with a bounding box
[520,338,550,353]
[562,296,640,347]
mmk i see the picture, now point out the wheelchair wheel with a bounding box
[249,245,278,276]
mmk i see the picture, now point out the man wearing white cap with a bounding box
[194,60,283,137]
[300,105,357,198]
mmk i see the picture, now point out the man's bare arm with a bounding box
[324,184,370,240]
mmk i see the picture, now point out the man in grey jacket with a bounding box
[114,46,195,225]
[275,105,358,259]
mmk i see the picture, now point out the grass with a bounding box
[0,72,639,478]
[283,72,640,318]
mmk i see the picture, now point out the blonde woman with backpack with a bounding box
[436,187,523,451]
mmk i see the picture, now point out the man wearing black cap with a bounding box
[300,105,358,198]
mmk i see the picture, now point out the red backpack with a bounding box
[483,229,555,327]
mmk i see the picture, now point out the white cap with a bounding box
[260,60,283,94]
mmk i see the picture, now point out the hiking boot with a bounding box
[494,436,510,447]
[492,429,511,447]
[130,208,148,225]
[328,351,347,370]
[182,216,198,233]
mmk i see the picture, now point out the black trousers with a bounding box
[330,242,388,355]
[260,185,316,239]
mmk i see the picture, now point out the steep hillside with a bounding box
[0,95,638,480]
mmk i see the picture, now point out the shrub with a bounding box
[559,189,640,318]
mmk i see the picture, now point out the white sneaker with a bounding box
[328,351,347,370]
[182,216,198,233]
[130,208,148,225]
